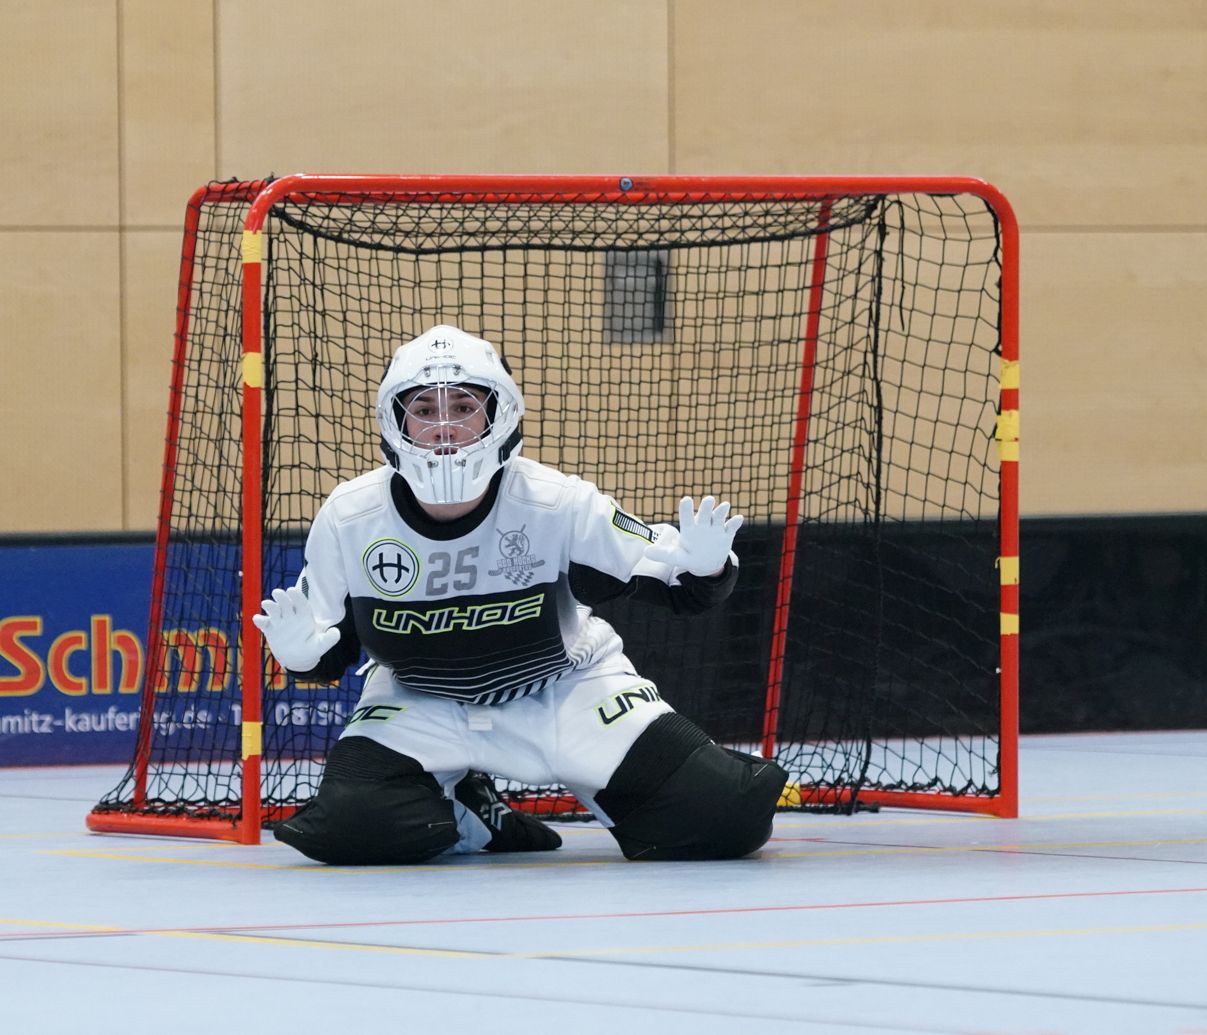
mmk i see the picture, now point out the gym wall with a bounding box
[1,0,1204,533]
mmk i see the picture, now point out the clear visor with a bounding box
[394,384,493,455]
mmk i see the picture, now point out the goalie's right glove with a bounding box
[644,495,744,578]
[251,586,340,672]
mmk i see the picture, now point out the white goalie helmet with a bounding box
[376,325,524,505]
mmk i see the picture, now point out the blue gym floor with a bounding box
[2,731,1205,1034]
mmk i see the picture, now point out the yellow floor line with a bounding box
[0,918,122,933]
[11,916,1205,962]
[0,832,82,840]
[772,805,1207,828]
[168,929,492,958]
[510,919,1207,959]
[38,835,1207,871]
[40,848,627,872]
[1025,807,1207,821]
[1025,790,1207,804]
[771,837,1207,860]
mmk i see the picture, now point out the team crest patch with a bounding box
[487,525,546,587]
[362,538,421,597]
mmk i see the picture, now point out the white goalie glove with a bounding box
[644,495,744,577]
[251,586,340,672]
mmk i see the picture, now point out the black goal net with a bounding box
[91,176,1016,836]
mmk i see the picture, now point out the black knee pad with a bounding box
[273,736,458,865]
[597,713,788,861]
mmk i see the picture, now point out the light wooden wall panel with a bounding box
[1,0,1203,530]
[0,232,123,531]
[121,0,217,227]
[122,230,187,526]
[1022,231,1207,514]
[216,0,669,178]
[670,0,1207,228]
[0,1,120,226]
[671,0,1207,517]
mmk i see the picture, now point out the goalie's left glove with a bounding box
[644,495,744,577]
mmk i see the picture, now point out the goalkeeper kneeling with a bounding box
[254,324,787,864]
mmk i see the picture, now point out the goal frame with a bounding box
[86,174,1020,844]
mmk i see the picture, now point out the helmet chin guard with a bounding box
[376,325,524,505]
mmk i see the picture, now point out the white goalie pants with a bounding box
[338,650,675,847]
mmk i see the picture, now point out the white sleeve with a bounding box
[567,483,676,583]
[297,500,351,629]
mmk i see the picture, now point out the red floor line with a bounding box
[5,885,1207,941]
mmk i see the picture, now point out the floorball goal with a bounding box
[88,175,1019,843]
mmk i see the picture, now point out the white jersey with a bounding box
[295,457,737,706]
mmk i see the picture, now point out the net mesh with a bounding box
[95,180,1005,823]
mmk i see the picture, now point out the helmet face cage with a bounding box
[392,383,495,451]
[376,327,524,505]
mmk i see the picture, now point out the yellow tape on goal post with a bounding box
[996,409,1020,462]
[241,230,263,264]
[242,353,264,388]
[241,721,262,761]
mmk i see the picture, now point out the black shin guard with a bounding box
[273,736,459,865]
[597,713,788,861]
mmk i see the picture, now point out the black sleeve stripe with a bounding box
[673,558,739,613]
[612,507,656,543]
[569,558,737,615]
[569,562,632,607]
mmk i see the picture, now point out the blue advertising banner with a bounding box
[1,540,153,765]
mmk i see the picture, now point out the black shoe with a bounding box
[453,771,562,853]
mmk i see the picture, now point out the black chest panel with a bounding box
[351,581,570,705]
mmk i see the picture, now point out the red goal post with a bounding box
[88,174,1019,844]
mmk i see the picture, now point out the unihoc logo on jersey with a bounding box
[371,592,545,636]
[595,683,662,726]
[346,703,408,726]
[362,538,421,598]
